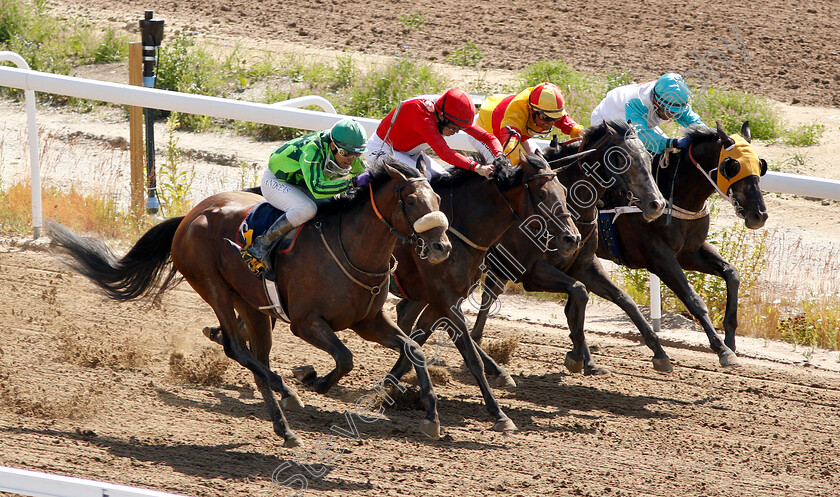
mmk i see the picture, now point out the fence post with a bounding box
[129,42,144,218]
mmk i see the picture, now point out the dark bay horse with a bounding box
[593,121,768,367]
[48,161,452,447]
[470,120,669,375]
[384,153,580,432]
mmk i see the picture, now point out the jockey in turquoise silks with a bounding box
[591,73,708,155]
[246,118,370,268]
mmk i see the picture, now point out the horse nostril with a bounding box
[650,200,664,212]
[432,242,449,253]
[563,234,580,247]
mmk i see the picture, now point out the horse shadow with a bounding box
[0,425,364,492]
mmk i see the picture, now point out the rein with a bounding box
[369,176,433,258]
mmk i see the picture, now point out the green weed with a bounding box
[445,41,482,67]
[781,123,824,146]
[398,13,425,32]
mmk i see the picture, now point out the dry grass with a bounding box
[168,348,230,386]
[401,365,452,387]
[56,324,150,370]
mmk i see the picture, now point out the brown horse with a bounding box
[593,121,768,367]
[47,161,452,448]
[470,120,668,375]
[385,152,580,432]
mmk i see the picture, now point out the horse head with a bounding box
[545,120,665,222]
[514,150,581,256]
[714,121,769,229]
[376,160,452,263]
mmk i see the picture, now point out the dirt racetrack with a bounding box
[2,1,840,496]
[1,238,840,497]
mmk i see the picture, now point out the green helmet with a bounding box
[329,119,367,153]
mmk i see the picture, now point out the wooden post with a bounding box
[128,42,144,218]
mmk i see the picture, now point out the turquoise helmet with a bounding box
[329,119,367,153]
[652,73,690,115]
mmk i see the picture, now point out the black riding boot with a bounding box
[246,214,294,270]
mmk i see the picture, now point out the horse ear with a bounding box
[719,157,741,180]
[384,160,408,182]
[716,121,735,149]
[605,123,618,138]
[414,156,426,177]
[741,121,752,143]
[550,135,559,149]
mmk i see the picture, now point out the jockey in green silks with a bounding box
[246,118,370,267]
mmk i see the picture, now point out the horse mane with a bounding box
[316,160,423,215]
[430,157,535,192]
[684,124,718,143]
[544,118,633,167]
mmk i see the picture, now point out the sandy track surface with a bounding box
[1,240,840,497]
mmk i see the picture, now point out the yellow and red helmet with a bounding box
[528,83,566,119]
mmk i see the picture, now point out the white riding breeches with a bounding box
[260,169,317,227]
[364,134,448,179]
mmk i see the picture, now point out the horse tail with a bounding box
[47,217,185,302]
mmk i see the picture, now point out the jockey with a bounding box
[476,82,585,166]
[246,118,370,266]
[364,88,507,179]
[590,73,708,155]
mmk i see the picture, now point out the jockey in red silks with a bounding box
[364,88,508,179]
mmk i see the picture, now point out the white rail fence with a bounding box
[0,466,191,497]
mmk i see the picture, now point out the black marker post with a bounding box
[139,10,164,214]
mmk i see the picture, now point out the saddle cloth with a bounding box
[234,202,303,276]
[597,209,625,265]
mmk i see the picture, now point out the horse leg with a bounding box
[202,316,293,398]
[470,272,507,344]
[524,260,608,376]
[395,299,426,334]
[650,253,740,367]
[435,303,516,432]
[236,302,304,411]
[677,242,740,352]
[570,259,673,373]
[387,305,437,381]
[292,313,354,395]
[352,312,441,440]
[199,290,299,447]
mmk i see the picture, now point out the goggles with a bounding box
[336,147,361,159]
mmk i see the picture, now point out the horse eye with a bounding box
[406,196,416,206]
[537,190,546,200]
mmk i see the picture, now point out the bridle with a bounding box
[686,142,747,219]
[316,175,442,316]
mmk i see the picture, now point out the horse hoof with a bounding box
[584,366,611,376]
[202,326,222,344]
[281,394,305,411]
[493,374,517,389]
[420,419,440,440]
[564,352,584,373]
[283,434,302,448]
[719,348,741,368]
[652,357,674,373]
[292,365,317,383]
[493,418,518,432]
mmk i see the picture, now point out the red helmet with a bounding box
[529,83,566,118]
[434,88,475,126]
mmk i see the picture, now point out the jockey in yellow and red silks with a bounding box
[476,82,585,166]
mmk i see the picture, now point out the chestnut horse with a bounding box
[384,153,580,432]
[48,161,452,448]
[591,122,768,368]
[470,120,668,375]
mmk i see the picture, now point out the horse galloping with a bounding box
[596,121,768,367]
[48,161,452,447]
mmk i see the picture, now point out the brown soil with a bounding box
[46,0,840,107]
[2,238,840,497]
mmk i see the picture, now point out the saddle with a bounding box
[233,202,303,277]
